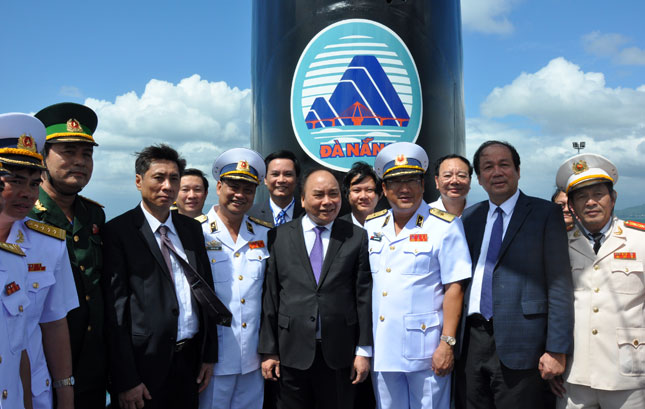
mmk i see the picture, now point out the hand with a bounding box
[431,341,454,377]
[548,376,566,398]
[539,352,566,380]
[118,383,151,409]
[350,356,370,384]
[261,355,281,381]
[197,363,214,393]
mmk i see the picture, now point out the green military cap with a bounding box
[35,102,98,146]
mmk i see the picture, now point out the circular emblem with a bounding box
[291,19,422,171]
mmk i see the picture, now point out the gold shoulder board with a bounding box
[365,209,388,221]
[248,216,273,229]
[25,220,66,240]
[79,195,105,208]
[624,220,645,232]
[429,208,456,223]
[0,242,26,256]
[195,214,208,224]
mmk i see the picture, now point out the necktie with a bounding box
[158,225,175,280]
[480,207,503,320]
[276,209,287,226]
[310,226,326,283]
[591,232,603,254]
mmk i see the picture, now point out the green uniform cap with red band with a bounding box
[35,102,98,146]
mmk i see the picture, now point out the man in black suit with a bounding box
[258,168,372,409]
[248,150,303,226]
[102,144,223,409]
[455,141,574,409]
[340,161,382,227]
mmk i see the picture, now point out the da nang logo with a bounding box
[291,19,422,171]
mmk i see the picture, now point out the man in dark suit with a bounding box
[102,144,223,409]
[248,150,303,226]
[258,167,372,409]
[340,161,382,227]
[455,140,574,409]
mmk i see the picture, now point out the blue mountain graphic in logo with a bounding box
[305,55,410,129]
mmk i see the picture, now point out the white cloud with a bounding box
[461,0,517,35]
[582,31,645,66]
[79,75,251,218]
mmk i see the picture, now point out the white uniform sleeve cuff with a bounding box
[355,346,372,357]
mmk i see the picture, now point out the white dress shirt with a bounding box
[141,203,199,341]
[467,189,520,317]
[269,197,296,225]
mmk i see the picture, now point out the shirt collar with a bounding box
[580,217,613,240]
[269,197,295,216]
[140,202,177,236]
[302,213,334,232]
[488,189,520,217]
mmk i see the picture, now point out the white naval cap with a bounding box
[556,153,618,193]
[373,142,429,180]
[212,148,266,185]
[0,112,47,170]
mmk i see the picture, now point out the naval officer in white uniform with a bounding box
[365,142,472,409]
[199,148,271,409]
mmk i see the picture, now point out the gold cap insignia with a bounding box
[66,118,83,132]
[572,160,588,175]
[395,154,408,166]
[237,160,249,171]
[17,134,37,152]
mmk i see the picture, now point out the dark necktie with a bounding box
[158,225,175,280]
[481,207,503,320]
[310,226,326,283]
[591,232,603,254]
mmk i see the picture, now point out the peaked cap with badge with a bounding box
[556,153,618,194]
[373,142,429,180]
[0,112,47,170]
[35,102,98,146]
[212,148,265,185]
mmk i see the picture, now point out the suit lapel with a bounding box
[497,192,530,262]
[595,220,627,262]
[467,202,489,267]
[172,213,199,270]
[289,217,318,289]
[318,220,347,288]
[569,230,596,262]
[135,207,173,281]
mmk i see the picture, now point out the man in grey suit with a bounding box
[455,140,574,409]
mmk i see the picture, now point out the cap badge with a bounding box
[395,154,408,166]
[572,160,588,175]
[17,134,36,152]
[236,160,249,171]
[66,118,83,132]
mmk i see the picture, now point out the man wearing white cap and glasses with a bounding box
[199,148,271,409]
[365,142,472,409]
[551,153,645,409]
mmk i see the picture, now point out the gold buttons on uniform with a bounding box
[211,259,216,263]
[85,295,91,301]
[46,379,50,387]
[2,390,7,399]
[73,235,79,242]
[593,265,599,271]
[593,307,599,313]
[18,305,23,313]
[634,339,640,346]
[379,315,385,322]
[592,329,598,335]
[625,267,630,272]
[414,249,418,254]
[386,268,391,273]
[33,282,39,289]
[234,252,240,258]
[241,298,246,304]
[389,246,395,250]
[594,288,600,293]
[421,324,426,330]
[382,291,388,297]
[242,322,247,328]
[80,265,85,272]
[0,355,2,364]
[238,275,243,280]
[87,325,92,332]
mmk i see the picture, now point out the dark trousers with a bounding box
[455,315,547,409]
[278,341,355,409]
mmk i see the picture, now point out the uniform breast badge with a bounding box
[206,240,223,251]
[5,281,20,295]
[370,232,383,241]
[249,240,265,249]
[28,263,46,272]
[614,252,636,259]
[409,234,428,242]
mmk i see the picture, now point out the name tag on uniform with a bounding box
[370,232,383,241]
[28,263,46,272]
[409,234,428,242]
[614,252,636,259]
[206,240,223,251]
[249,240,265,249]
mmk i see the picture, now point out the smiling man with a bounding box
[176,168,209,222]
[341,161,382,227]
[430,154,472,217]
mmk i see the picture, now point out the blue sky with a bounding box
[2,0,644,218]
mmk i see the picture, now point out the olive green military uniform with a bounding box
[29,189,107,406]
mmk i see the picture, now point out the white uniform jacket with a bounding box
[202,208,270,375]
[8,218,78,402]
[565,218,645,391]
[0,242,30,409]
[365,201,472,372]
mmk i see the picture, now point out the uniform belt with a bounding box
[467,313,493,329]
[175,338,194,352]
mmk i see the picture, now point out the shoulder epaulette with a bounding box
[365,209,388,221]
[248,216,272,229]
[195,214,208,224]
[33,200,47,212]
[25,220,66,240]
[624,220,645,232]
[0,242,25,256]
[79,195,104,208]
[429,207,456,223]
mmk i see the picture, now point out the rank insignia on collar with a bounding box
[210,221,218,233]
[34,200,47,211]
[195,214,208,224]
[572,159,588,174]
[410,234,428,242]
[573,230,581,238]
[246,221,254,234]
[614,225,623,235]
[382,215,390,228]
[16,231,25,244]
[416,215,424,227]
[5,281,20,295]
[614,252,636,259]
[249,240,265,249]
[206,240,222,251]
[28,263,46,272]
[370,232,383,241]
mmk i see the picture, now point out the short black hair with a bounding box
[342,161,382,198]
[433,154,473,178]
[135,144,186,176]
[472,140,520,176]
[265,150,300,177]
[551,188,566,203]
[300,167,338,197]
[182,168,209,191]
